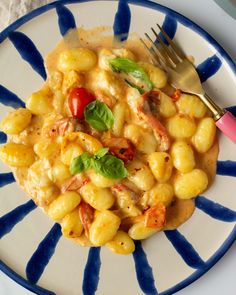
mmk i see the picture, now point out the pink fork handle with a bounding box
[216,111,236,143]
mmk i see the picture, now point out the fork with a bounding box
[140,24,236,144]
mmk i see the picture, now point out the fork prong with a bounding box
[151,27,179,66]
[144,32,173,68]
[156,23,186,60]
[144,33,167,65]
[140,38,162,67]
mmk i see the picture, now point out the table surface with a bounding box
[0,0,235,294]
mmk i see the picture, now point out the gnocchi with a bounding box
[89,210,120,246]
[174,169,208,199]
[34,138,59,159]
[0,143,35,167]
[36,185,60,207]
[51,160,71,185]
[80,182,115,211]
[159,92,176,118]
[48,191,81,220]
[141,183,174,208]
[112,102,127,137]
[167,114,196,139]
[0,108,31,134]
[61,209,83,238]
[128,221,159,240]
[66,132,102,154]
[26,91,53,115]
[192,117,216,153]
[58,48,97,72]
[0,29,219,255]
[61,141,84,166]
[148,152,173,182]
[124,124,157,154]
[139,62,167,88]
[28,160,52,187]
[127,160,155,191]
[106,231,135,254]
[88,170,117,188]
[176,93,207,118]
[171,141,195,173]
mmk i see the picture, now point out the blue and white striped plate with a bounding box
[0,1,235,294]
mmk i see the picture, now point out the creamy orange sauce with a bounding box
[0,27,219,253]
[45,27,151,73]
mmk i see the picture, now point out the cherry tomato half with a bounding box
[68,87,95,119]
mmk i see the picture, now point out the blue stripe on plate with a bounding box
[133,241,158,295]
[160,228,236,295]
[113,0,131,42]
[217,160,236,177]
[8,31,47,80]
[0,260,55,295]
[196,54,222,83]
[0,132,7,144]
[0,172,15,187]
[195,196,236,222]
[158,14,177,44]
[82,247,101,295]
[26,223,62,284]
[226,105,236,116]
[0,200,36,239]
[56,4,76,36]
[164,230,206,269]
[0,84,25,108]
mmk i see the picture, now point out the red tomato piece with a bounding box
[171,89,182,102]
[78,201,94,238]
[102,137,135,163]
[144,204,166,228]
[68,87,95,119]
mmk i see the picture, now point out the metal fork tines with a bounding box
[140,23,236,145]
[140,24,225,120]
[140,24,186,70]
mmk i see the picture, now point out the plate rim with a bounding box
[0,1,235,295]
[0,0,235,75]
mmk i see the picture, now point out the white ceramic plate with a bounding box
[0,1,235,294]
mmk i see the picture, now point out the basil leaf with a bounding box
[94,147,109,159]
[92,154,128,179]
[125,79,145,94]
[70,152,92,175]
[84,100,114,131]
[109,58,153,92]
